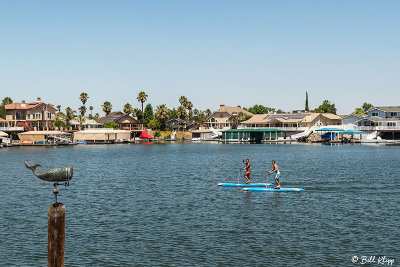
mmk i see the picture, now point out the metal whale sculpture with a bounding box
[24,161,73,183]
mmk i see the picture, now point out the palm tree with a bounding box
[2,97,13,106]
[177,106,187,131]
[79,93,89,117]
[137,91,148,122]
[78,106,87,117]
[179,96,187,107]
[79,92,89,106]
[186,101,193,122]
[89,106,94,116]
[102,101,112,115]
[123,103,133,116]
[56,105,61,113]
[205,109,212,118]
[65,107,76,127]
[77,114,86,128]
[155,104,170,129]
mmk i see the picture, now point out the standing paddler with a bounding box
[268,160,281,189]
[242,157,251,184]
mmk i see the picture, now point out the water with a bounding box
[0,143,399,266]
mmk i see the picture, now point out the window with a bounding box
[371,112,378,117]
[387,122,396,127]
[47,112,51,119]
[16,112,21,120]
[27,112,31,119]
[390,112,397,117]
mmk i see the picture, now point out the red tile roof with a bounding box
[5,102,57,112]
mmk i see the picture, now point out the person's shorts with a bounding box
[275,172,280,180]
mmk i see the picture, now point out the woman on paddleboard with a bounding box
[242,157,251,184]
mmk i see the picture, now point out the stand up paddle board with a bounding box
[243,187,305,192]
[218,183,273,187]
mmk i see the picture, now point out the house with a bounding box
[70,119,101,131]
[98,112,142,130]
[341,114,367,130]
[240,112,342,139]
[166,118,187,131]
[207,103,253,129]
[350,106,400,140]
[4,98,57,131]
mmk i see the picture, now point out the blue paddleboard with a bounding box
[218,183,273,187]
[243,187,305,192]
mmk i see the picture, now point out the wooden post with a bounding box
[48,204,65,267]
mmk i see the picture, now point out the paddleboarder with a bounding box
[269,160,281,189]
[242,157,251,184]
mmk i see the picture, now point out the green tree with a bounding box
[79,92,89,116]
[65,107,76,127]
[168,108,178,120]
[177,106,187,120]
[0,97,13,119]
[313,100,337,114]
[155,104,170,130]
[78,106,86,117]
[246,104,271,114]
[104,121,119,129]
[2,97,13,106]
[56,105,61,113]
[133,108,143,123]
[94,113,100,120]
[123,103,133,115]
[179,96,187,107]
[89,106,94,116]
[186,101,193,122]
[205,109,212,118]
[137,91,148,123]
[102,101,112,115]
[305,91,309,112]
[147,118,161,129]
[362,102,373,113]
[54,119,66,129]
[353,108,364,115]
[77,114,86,128]
[143,104,154,125]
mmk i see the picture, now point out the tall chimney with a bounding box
[22,100,26,103]
[37,97,42,103]
[220,103,225,108]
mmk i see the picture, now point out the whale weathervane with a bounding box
[25,161,73,205]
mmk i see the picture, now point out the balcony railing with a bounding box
[0,127,25,132]
[357,126,400,131]
[121,126,147,131]
[238,126,309,131]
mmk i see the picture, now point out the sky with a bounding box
[0,0,399,115]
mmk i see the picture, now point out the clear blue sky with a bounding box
[0,0,399,115]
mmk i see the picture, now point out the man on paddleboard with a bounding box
[242,157,251,184]
[269,160,281,189]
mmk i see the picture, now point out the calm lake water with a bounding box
[0,143,399,266]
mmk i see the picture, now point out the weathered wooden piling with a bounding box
[48,204,65,267]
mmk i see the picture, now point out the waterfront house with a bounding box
[206,103,253,129]
[166,118,186,131]
[350,106,400,140]
[98,112,142,131]
[70,119,101,131]
[342,114,367,130]
[240,112,342,139]
[3,98,57,132]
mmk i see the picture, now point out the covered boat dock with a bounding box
[222,129,282,143]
